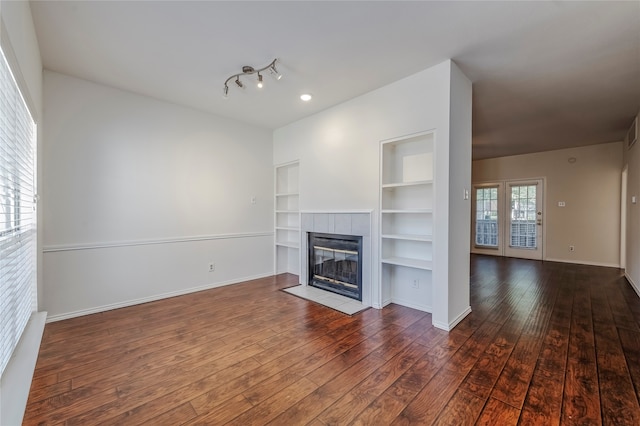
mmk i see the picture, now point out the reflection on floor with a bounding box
[283,285,368,315]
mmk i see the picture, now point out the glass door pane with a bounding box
[475,186,499,247]
[472,183,504,256]
[504,180,543,260]
[509,184,537,249]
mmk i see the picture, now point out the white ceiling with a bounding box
[30,1,640,159]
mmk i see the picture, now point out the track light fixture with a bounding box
[223,58,281,98]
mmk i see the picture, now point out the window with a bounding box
[475,186,499,247]
[0,46,37,376]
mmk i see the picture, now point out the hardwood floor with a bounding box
[24,255,640,425]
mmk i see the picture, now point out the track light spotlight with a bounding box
[223,58,281,97]
[270,64,282,81]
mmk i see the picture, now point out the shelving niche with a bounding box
[380,132,434,312]
[275,161,300,275]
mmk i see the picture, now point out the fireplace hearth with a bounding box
[308,232,363,301]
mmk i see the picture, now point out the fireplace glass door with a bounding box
[308,233,362,301]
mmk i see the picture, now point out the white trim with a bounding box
[433,306,472,332]
[625,272,639,298]
[42,231,273,253]
[274,159,300,168]
[379,128,438,145]
[432,320,450,331]
[390,298,431,313]
[621,166,628,269]
[372,300,387,309]
[544,257,621,269]
[1,312,46,426]
[380,299,392,309]
[45,272,273,323]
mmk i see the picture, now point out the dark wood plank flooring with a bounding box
[24,255,640,425]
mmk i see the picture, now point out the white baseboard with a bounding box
[625,272,640,298]
[433,306,472,332]
[1,312,47,426]
[371,303,383,309]
[45,272,274,323]
[377,298,393,309]
[544,257,620,268]
[390,297,432,314]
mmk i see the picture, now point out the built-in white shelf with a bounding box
[381,257,433,270]
[275,161,300,276]
[381,209,433,214]
[380,131,435,313]
[276,241,300,249]
[381,234,433,242]
[382,180,433,189]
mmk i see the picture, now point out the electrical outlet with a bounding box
[209,262,215,272]
[412,279,419,289]
[569,245,575,252]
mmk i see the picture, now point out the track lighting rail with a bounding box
[223,58,281,98]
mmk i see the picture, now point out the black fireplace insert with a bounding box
[308,232,362,301]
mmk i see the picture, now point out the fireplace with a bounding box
[308,232,363,301]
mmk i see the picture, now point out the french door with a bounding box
[472,179,544,260]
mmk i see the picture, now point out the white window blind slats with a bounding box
[0,46,37,377]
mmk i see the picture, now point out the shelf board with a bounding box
[275,226,299,231]
[381,257,432,270]
[275,192,299,197]
[382,180,433,188]
[275,210,299,214]
[276,241,300,249]
[382,234,433,242]
[381,209,433,214]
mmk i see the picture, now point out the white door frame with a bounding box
[503,179,544,260]
[621,166,628,269]
[471,182,505,256]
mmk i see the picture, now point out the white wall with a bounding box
[624,112,640,293]
[274,60,472,330]
[446,62,472,327]
[43,72,274,320]
[473,142,623,267]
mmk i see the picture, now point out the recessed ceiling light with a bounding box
[300,94,312,102]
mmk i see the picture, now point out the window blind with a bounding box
[0,46,37,377]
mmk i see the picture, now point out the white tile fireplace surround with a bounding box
[301,211,372,308]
